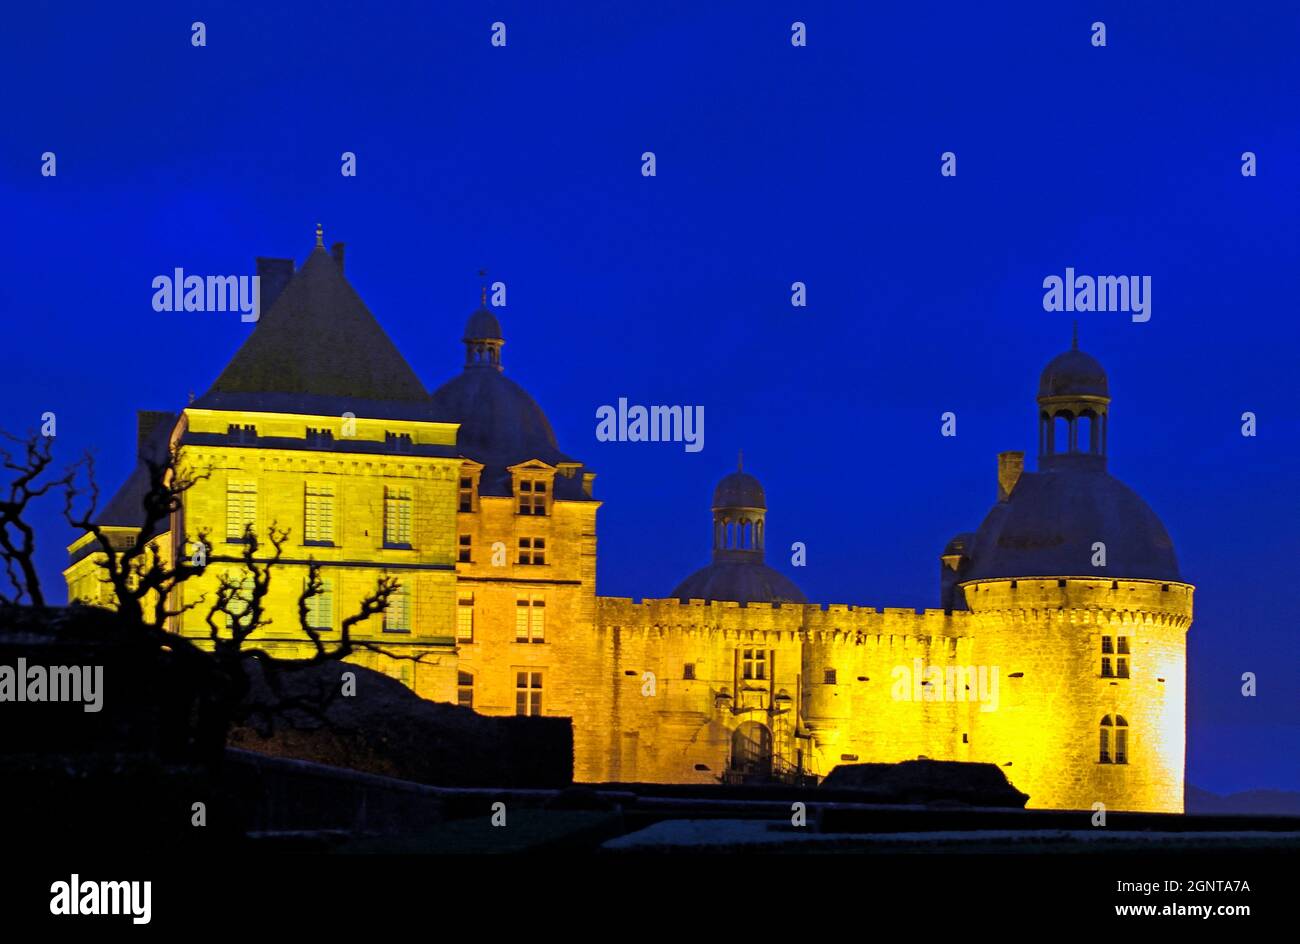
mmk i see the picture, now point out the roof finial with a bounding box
[315,222,324,248]
[737,449,744,473]
[479,269,488,307]
[1072,321,1079,351]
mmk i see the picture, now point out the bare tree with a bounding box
[0,429,438,754]
[0,432,73,608]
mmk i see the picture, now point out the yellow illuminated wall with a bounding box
[66,406,465,700]
[66,401,1193,814]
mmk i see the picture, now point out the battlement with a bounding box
[960,577,1194,626]
[595,596,974,641]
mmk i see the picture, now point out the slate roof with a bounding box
[93,412,176,533]
[671,560,808,606]
[195,245,432,411]
[961,462,1180,582]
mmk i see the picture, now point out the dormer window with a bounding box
[385,432,413,453]
[459,476,475,513]
[228,423,257,444]
[517,477,548,516]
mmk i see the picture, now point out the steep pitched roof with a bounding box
[195,245,432,412]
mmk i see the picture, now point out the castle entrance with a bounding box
[729,722,773,781]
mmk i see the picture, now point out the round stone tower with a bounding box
[956,337,1193,813]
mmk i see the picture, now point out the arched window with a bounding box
[1100,715,1129,764]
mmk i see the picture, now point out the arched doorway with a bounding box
[730,721,773,780]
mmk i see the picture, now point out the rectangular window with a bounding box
[457,592,474,642]
[224,573,255,631]
[304,483,335,544]
[458,476,474,513]
[304,576,333,631]
[457,671,474,709]
[458,534,472,563]
[683,663,696,680]
[515,671,543,715]
[1099,727,1111,764]
[1117,657,1130,679]
[384,585,411,633]
[384,485,412,546]
[824,668,837,685]
[742,648,767,681]
[1117,636,1129,654]
[515,593,545,642]
[1101,635,1113,654]
[517,536,546,565]
[1115,727,1128,765]
[516,478,548,516]
[226,480,257,542]
[1101,656,1113,678]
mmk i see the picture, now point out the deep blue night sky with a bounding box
[3,1,1296,794]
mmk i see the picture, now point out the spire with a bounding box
[315,222,324,248]
[480,269,488,307]
[738,449,744,473]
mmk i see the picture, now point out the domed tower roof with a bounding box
[464,305,503,343]
[428,279,593,500]
[671,457,807,605]
[954,335,1180,589]
[713,457,766,510]
[1038,328,1109,399]
[962,468,1179,581]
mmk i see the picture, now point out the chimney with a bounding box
[330,242,345,272]
[137,411,175,460]
[997,451,1024,502]
[255,257,295,315]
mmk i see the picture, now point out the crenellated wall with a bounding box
[576,580,1191,813]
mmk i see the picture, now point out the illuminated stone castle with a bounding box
[66,235,1193,813]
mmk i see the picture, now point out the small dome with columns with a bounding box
[671,457,806,605]
[1036,328,1111,470]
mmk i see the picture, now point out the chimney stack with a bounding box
[255,257,295,315]
[997,451,1024,502]
[330,242,345,272]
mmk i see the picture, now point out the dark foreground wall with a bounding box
[223,748,445,834]
[227,660,574,789]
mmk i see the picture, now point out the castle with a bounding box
[65,233,1194,812]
